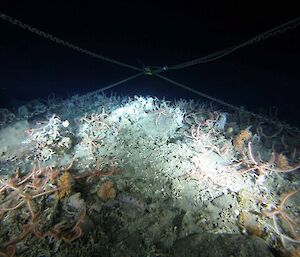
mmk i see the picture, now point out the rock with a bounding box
[171,233,274,257]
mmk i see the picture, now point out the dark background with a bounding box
[0,1,299,126]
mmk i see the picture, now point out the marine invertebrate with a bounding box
[75,159,118,184]
[0,245,15,257]
[97,180,116,201]
[278,153,291,170]
[24,114,72,161]
[55,171,72,199]
[233,128,252,152]
[0,163,75,253]
[238,210,265,237]
[50,208,86,243]
[276,153,300,172]
[0,165,63,220]
[263,190,300,247]
[234,142,300,175]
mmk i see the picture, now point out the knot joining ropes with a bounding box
[0,11,299,131]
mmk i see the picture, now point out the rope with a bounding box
[154,73,300,132]
[154,73,244,111]
[79,72,144,97]
[0,72,144,127]
[0,12,143,72]
[1,11,299,132]
[166,17,300,70]
[51,72,144,108]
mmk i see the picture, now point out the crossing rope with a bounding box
[153,73,300,132]
[0,12,143,72]
[0,11,299,131]
[165,17,300,70]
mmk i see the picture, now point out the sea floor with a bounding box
[0,94,299,257]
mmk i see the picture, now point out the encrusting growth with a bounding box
[234,128,252,152]
[55,171,72,199]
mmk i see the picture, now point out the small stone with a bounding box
[62,120,70,128]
